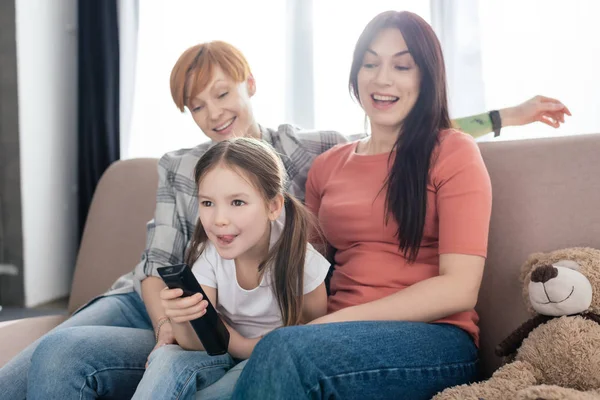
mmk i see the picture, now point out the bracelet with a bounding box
[155,316,171,343]
[489,110,502,137]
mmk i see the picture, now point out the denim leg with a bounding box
[27,325,155,400]
[232,321,478,400]
[132,344,236,400]
[196,359,248,400]
[0,292,152,400]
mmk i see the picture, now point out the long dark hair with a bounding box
[349,11,452,262]
[185,138,313,327]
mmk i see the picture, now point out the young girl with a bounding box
[131,137,330,399]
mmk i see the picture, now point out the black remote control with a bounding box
[157,264,230,356]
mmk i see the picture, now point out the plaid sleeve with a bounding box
[272,125,349,202]
[132,152,190,283]
[296,128,348,156]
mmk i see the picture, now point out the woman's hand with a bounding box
[501,95,571,129]
[160,288,208,324]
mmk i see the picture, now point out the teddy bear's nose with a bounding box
[530,264,559,283]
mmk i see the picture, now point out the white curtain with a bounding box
[477,0,600,140]
[118,0,139,159]
[430,0,485,120]
[286,0,315,129]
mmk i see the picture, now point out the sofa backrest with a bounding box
[68,158,159,313]
[68,133,600,378]
[476,133,600,377]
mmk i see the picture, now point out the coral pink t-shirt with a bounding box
[305,129,492,345]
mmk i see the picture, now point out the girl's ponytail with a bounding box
[263,192,314,326]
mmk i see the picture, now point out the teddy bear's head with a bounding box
[520,247,600,316]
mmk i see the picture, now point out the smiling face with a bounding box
[170,41,260,142]
[197,164,282,262]
[356,28,421,136]
[520,248,600,317]
[527,260,593,316]
[187,67,258,142]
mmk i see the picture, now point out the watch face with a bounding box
[490,110,501,136]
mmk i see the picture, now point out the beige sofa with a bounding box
[2,133,600,380]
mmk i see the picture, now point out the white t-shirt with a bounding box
[192,217,331,339]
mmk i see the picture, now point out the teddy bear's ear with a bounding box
[520,252,546,283]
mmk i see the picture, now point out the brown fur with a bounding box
[433,247,600,400]
[495,314,554,358]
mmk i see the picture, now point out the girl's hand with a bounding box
[501,95,571,129]
[160,287,208,324]
[145,322,176,368]
[221,320,263,359]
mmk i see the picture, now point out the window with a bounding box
[478,0,600,140]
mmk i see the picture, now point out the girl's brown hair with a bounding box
[170,41,252,112]
[185,138,313,327]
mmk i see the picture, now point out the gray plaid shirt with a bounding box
[105,124,353,297]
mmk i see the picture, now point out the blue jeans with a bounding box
[132,344,248,400]
[0,291,241,399]
[232,321,478,400]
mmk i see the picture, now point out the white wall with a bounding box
[16,0,78,307]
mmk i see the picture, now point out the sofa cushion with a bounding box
[0,315,67,366]
[68,158,159,313]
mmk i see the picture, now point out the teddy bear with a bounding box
[433,247,600,400]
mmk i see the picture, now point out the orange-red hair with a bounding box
[170,41,252,112]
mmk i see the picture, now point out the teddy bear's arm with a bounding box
[433,360,540,400]
[517,385,600,400]
[582,312,600,325]
[495,314,553,357]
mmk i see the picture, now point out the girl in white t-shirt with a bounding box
[132,137,330,400]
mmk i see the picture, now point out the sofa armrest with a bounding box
[0,315,68,367]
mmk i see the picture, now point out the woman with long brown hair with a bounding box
[232,11,492,399]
